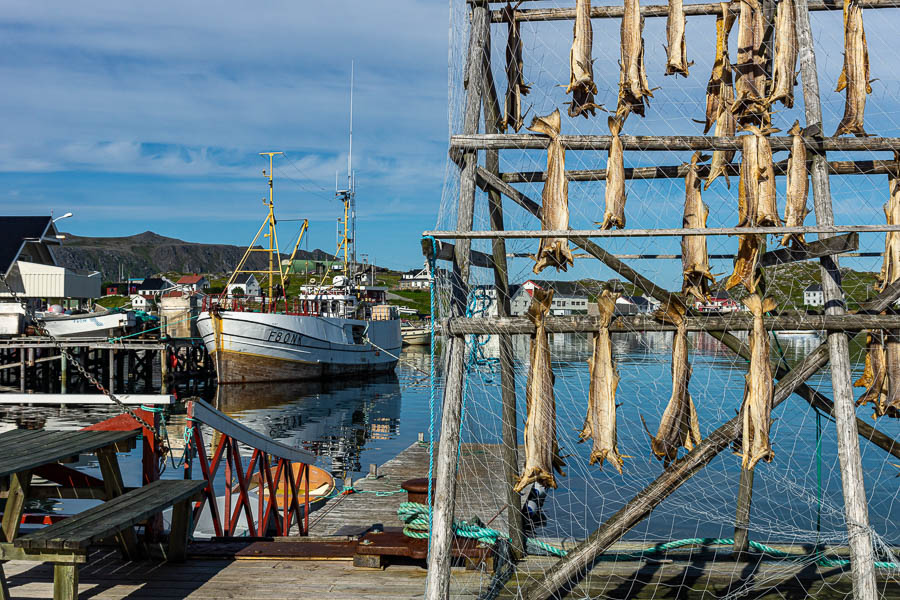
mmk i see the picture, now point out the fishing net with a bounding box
[429,0,900,597]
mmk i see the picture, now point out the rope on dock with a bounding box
[396,502,900,568]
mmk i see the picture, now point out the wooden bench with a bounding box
[11,479,206,600]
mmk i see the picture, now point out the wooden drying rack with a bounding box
[425,1,900,599]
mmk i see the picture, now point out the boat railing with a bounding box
[183,398,318,537]
[202,295,329,317]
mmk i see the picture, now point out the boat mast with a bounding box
[335,63,356,281]
[260,151,283,299]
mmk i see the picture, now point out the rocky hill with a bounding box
[53,231,336,280]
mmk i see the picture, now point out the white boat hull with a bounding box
[38,311,135,338]
[197,311,401,383]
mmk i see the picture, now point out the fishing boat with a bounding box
[401,320,431,346]
[35,308,136,339]
[197,152,401,384]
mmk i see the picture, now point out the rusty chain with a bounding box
[0,272,170,456]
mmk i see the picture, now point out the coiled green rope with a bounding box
[397,503,900,568]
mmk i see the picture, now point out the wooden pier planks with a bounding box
[309,442,523,537]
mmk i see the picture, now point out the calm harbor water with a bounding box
[2,335,899,546]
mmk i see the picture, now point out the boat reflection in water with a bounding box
[213,372,401,477]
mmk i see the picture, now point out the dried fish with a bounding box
[704,3,737,189]
[782,121,809,247]
[682,152,715,301]
[738,294,776,470]
[529,110,574,273]
[600,116,626,230]
[835,0,872,137]
[580,291,625,473]
[877,153,900,292]
[884,334,900,418]
[725,233,762,293]
[642,303,701,466]
[737,130,759,227]
[618,0,653,119]
[767,0,798,109]
[750,126,781,227]
[665,0,691,77]
[515,289,566,491]
[567,0,601,118]
[855,330,888,417]
[502,2,531,132]
[731,0,768,126]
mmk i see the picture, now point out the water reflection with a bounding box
[213,373,402,476]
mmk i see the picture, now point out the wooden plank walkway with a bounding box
[309,442,522,537]
[6,546,900,599]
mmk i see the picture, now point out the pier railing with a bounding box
[184,399,318,537]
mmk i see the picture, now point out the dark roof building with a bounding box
[0,216,62,275]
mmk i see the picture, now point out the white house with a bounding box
[510,280,591,316]
[175,274,209,292]
[399,267,431,290]
[614,295,661,315]
[130,294,155,311]
[227,274,260,297]
[804,283,824,307]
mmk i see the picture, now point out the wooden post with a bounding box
[424,2,487,599]
[160,347,169,395]
[732,467,755,555]
[795,0,877,596]
[59,350,67,395]
[480,10,525,559]
[52,564,78,600]
[108,349,115,394]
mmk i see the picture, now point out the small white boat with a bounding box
[35,309,136,339]
[401,323,431,346]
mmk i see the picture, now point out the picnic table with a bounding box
[0,428,205,600]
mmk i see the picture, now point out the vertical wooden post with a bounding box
[160,347,169,395]
[108,349,116,394]
[732,467,755,554]
[795,1,877,597]
[480,20,525,558]
[425,2,487,599]
[59,350,67,395]
[52,564,78,600]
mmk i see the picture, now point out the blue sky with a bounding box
[2,2,900,287]
[0,1,449,271]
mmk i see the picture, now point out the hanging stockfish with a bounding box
[884,335,900,418]
[750,125,781,227]
[704,3,737,189]
[579,291,625,473]
[642,302,701,466]
[767,0,798,108]
[682,152,715,301]
[515,289,566,491]
[737,129,759,227]
[600,116,626,230]
[855,330,888,418]
[665,0,691,77]
[529,110,574,273]
[782,121,809,247]
[618,0,653,119]
[502,2,531,132]
[731,0,768,126]
[725,234,762,292]
[567,0,601,118]
[835,0,872,136]
[877,154,900,293]
[738,294,776,470]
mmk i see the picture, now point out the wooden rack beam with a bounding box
[430,238,495,268]
[447,313,900,335]
[490,0,900,22]
[452,133,900,152]
[424,224,900,239]
[500,159,898,183]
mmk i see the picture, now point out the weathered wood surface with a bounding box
[491,0,900,21]
[16,480,206,551]
[501,159,900,183]
[448,313,900,335]
[424,223,900,239]
[309,442,523,537]
[4,546,900,599]
[0,430,138,478]
[452,133,900,152]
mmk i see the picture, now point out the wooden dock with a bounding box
[309,441,522,537]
